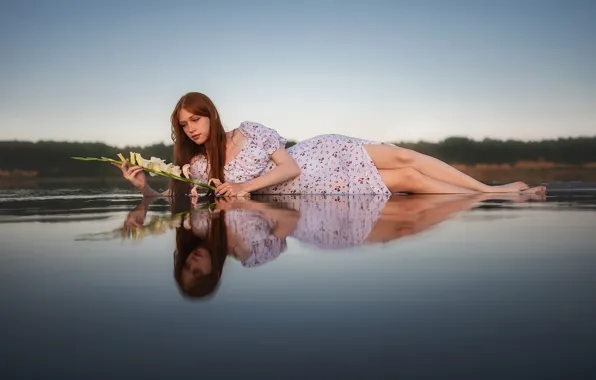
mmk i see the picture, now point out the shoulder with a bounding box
[238,121,287,147]
[238,121,277,135]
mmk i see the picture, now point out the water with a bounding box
[1,186,596,379]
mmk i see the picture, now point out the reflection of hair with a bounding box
[172,198,228,299]
[169,92,226,197]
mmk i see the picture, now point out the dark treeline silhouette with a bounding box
[0,141,172,177]
[399,136,596,166]
[1,136,595,177]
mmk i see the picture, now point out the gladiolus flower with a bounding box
[182,164,191,179]
[135,153,146,167]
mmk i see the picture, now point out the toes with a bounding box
[522,186,547,195]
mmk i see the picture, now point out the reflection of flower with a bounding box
[121,214,185,241]
[74,202,216,243]
[71,151,215,192]
[74,211,193,243]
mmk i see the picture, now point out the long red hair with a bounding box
[172,201,229,299]
[170,92,226,197]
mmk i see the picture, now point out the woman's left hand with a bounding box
[213,180,250,197]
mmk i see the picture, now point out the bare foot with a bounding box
[486,181,530,193]
[522,185,547,195]
[473,192,546,203]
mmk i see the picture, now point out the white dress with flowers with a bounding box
[191,209,286,268]
[189,121,392,195]
[262,194,390,249]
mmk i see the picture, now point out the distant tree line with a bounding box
[0,141,173,177]
[396,136,596,165]
[1,136,595,177]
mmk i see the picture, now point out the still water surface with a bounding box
[1,186,595,379]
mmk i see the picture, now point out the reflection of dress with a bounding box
[191,209,286,268]
[189,121,392,195]
[261,195,390,250]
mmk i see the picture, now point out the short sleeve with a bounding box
[189,154,209,183]
[240,121,287,155]
[241,235,287,268]
[190,210,210,238]
[224,209,287,268]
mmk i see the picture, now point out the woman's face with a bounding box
[182,247,212,287]
[178,108,211,145]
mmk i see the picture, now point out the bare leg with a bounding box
[379,167,478,194]
[365,194,485,243]
[379,167,546,195]
[364,144,535,193]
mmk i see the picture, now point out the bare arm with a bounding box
[241,147,301,193]
[235,200,300,239]
[268,209,300,239]
[113,160,170,198]
[215,198,301,239]
[141,185,170,197]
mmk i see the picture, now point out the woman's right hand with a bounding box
[113,159,147,191]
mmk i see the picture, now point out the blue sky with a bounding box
[1,0,595,147]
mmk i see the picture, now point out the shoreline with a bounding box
[1,166,595,189]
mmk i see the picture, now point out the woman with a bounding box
[117,92,547,197]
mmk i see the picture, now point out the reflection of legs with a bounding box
[365,193,546,244]
[379,194,473,217]
[364,144,537,193]
[365,194,480,243]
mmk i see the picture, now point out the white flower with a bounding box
[159,163,181,177]
[147,163,160,172]
[183,214,192,230]
[135,153,146,168]
[146,157,165,173]
[169,218,182,228]
[182,164,191,179]
[168,165,182,177]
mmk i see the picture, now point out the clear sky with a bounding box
[1,0,595,147]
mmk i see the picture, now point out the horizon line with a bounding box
[2,134,596,148]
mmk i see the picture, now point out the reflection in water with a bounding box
[273,193,546,248]
[173,196,300,299]
[2,189,596,379]
[76,192,547,299]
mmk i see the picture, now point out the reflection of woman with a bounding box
[170,197,300,299]
[169,196,228,298]
[122,192,543,298]
[263,194,391,249]
[258,193,545,249]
